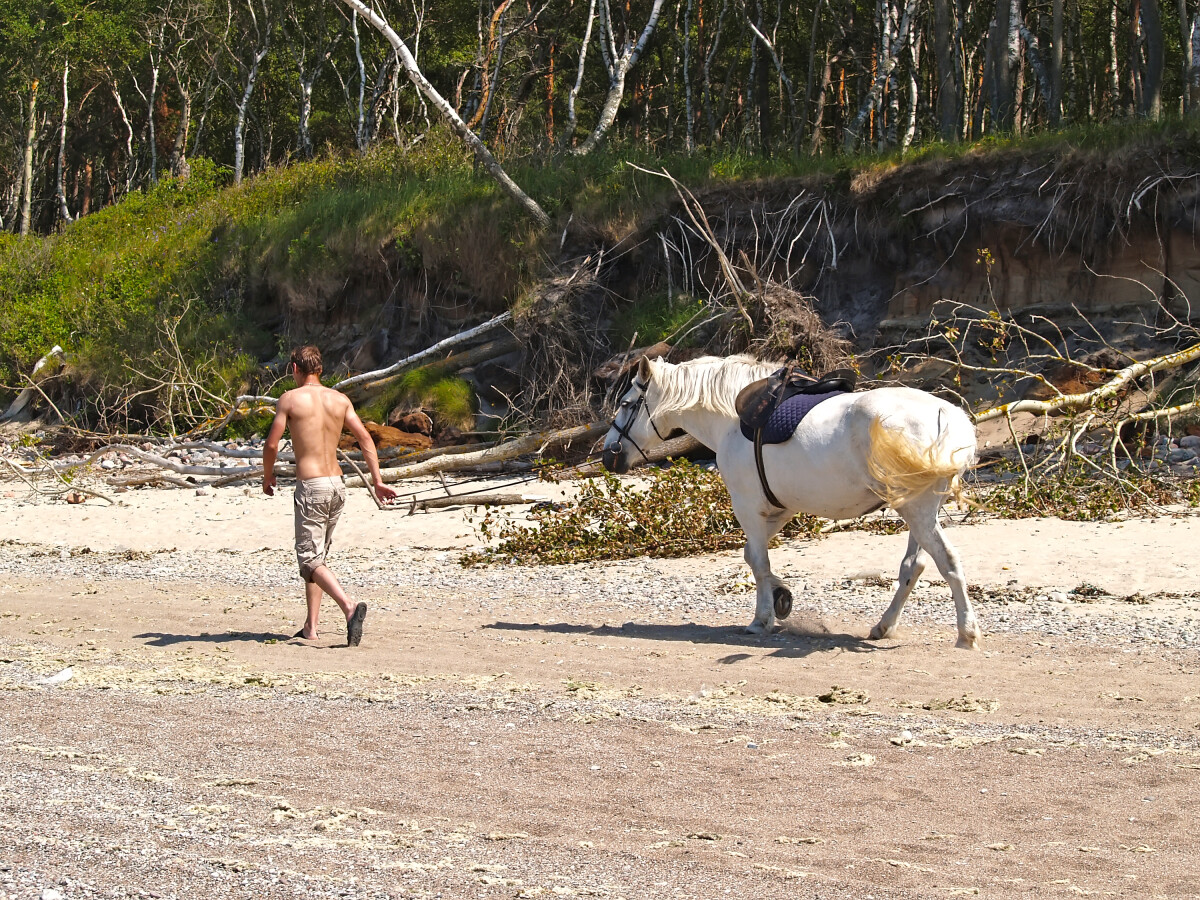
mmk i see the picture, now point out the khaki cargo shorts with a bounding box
[294,477,346,582]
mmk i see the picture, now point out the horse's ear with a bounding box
[637,355,651,382]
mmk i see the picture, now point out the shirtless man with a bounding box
[263,346,398,646]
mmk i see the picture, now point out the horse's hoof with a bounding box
[744,621,772,635]
[955,634,983,651]
[868,622,893,640]
[773,586,793,620]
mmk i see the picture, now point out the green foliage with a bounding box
[610,293,708,348]
[357,366,475,430]
[462,460,822,566]
[0,142,506,425]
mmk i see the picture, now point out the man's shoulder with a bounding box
[276,387,305,409]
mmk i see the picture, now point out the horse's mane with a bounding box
[649,354,782,419]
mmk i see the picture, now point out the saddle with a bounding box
[735,365,858,509]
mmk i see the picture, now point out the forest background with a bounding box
[2,0,1200,434]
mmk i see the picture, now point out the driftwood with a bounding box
[65,444,264,478]
[3,456,114,504]
[333,311,514,392]
[344,421,608,487]
[408,492,546,512]
[973,341,1200,423]
[344,335,522,401]
[44,434,511,491]
[566,433,705,477]
[204,316,518,429]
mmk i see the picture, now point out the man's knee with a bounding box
[299,556,325,583]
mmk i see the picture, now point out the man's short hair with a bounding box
[291,345,323,376]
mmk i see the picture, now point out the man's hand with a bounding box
[263,474,276,496]
[373,482,398,505]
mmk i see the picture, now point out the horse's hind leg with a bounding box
[900,492,982,650]
[869,533,929,640]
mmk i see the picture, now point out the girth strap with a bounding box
[754,427,786,509]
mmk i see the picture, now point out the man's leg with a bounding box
[309,565,354,620]
[296,568,355,640]
[310,565,367,647]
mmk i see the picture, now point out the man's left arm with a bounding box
[344,407,398,503]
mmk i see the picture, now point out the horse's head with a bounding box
[601,356,667,474]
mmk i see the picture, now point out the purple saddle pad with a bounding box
[739,391,846,444]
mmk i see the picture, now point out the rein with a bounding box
[609,380,670,466]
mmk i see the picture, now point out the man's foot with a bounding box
[347,603,367,647]
[291,629,312,640]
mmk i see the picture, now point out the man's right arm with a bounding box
[344,406,398,503]
[263,398,289,496]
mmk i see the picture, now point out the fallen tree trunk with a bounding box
[67,444,263,478]
[334,311,515,393]
[406,492,547,512]
[344,335,522,402]
[566,433,704,477]
[344,422,608,487]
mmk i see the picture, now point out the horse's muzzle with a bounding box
[600,444,629,474]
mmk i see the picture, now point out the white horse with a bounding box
[601,354,982,649]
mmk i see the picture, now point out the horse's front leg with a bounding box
[734,502,794,634]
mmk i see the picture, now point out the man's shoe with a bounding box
[347,603,367,647]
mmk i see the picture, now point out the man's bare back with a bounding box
[273,384,355,482]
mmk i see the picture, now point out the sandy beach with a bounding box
[1,477,1199,899]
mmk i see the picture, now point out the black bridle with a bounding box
[607,380,669,466]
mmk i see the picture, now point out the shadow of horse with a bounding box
[483,617,892,661]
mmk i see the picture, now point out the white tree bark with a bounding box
[569,0,667,155]
[56,61,74,225]
[231,0,271,186]
[843,0,920,150]
[352,10,368,150]
[131,17,167,183]
[746,16,798,151]
[110,79,137,194]
[1,346,65,422]
[18,75,39,236]
[336,0,550,228]
[560,0,597,148]
[333,310,514,391]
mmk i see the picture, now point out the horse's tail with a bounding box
[865,411,976,508]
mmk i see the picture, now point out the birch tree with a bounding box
[335,0,550,228]
[843,0,920,150]
[568,0,667,155]
[55,60,74,224]
[227,0,272,185]
[282,0,342,157]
